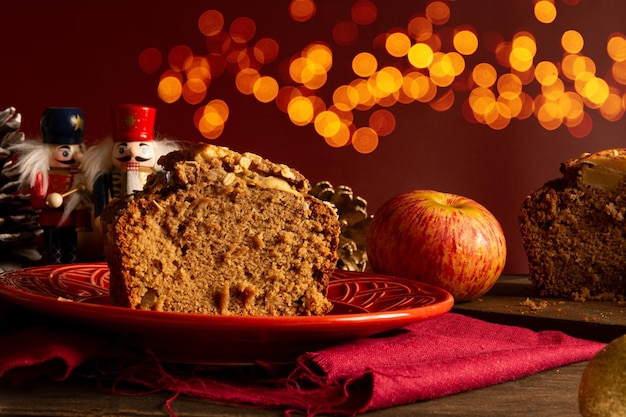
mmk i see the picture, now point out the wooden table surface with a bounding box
[1,274,622,417]
[0,363,588,417]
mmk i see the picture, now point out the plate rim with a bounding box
[0,262,454,327]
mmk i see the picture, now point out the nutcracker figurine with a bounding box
[10,107,92,264]
[83,104,178,217]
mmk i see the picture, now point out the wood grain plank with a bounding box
[454,275,626,343]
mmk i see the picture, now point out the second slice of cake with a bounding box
[519,148,626,301]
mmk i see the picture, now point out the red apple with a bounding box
[366,190,507,302]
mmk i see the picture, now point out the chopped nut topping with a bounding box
[239,156,251,169]
[223,172,236,186]
[279,164,296,179]
[254,176,297,194]
[242,152,262,163]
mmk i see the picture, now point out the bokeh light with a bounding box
[138,47,162,74]
[288,95,315,126]
[235,68,260,95]
[408,16,433,42]
[195,99,230,140]
[254,38,280,64]
[314,110,342,138]
[425,1,451,25]
[352,127,379,154]
[253,76,279,103]
[352,52,378,77]
[147,2,626,152]
[408,43,434,69]
[534,0,557,24]
[198,9,224,37]
[561,30,584,54]
[288,0,316,22]
[369,109,396,136]
[229,17,256,43]
[168,45,194,72]
[182,78,207,105]
[535,61,559,86]
[453,27,479,56]
[351,0,377,25]
[385,32,412,58]
[472,63,497,88]
[158,71,183,103]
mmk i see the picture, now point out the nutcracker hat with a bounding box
[112,104,156,142]
[41,107,85,144]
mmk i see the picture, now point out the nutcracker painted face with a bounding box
[48,143,85,168]
[111,141,156,168]
[41,107,85,169]
[111,104,157,169]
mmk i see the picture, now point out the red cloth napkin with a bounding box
[0,312,605,416]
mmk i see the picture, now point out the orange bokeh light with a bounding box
[407,16,433,42]
[453,27,478,56]
[425,1,451,25]
[253,76,280,103]
[534,0,557,24]
[561,30,584,54]
[168,45,194,72]
[158,74,183,104]
[138,47,163,74]
[289,0,316,22]
[253,38,280,64]
[182,78,207,105]
[150,1,626,144]
[352,52,378,77]
[198,10,224,37]
[235,67,260,95]
[352,127,379,154]
[351,0,377,25]
[229,16,256,43]
[607,33,626,62]
[369,109,396,136]
[385,32,412,58]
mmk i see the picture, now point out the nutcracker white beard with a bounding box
[124,161,143,195]
[109,164,153,199]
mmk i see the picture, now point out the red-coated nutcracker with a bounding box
[83,104,178,217]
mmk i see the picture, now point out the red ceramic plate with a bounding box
[0,263,453,364]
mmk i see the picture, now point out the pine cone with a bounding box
[0,107,43,271]
[309,181,371,272]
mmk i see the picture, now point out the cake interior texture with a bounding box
[103,145,340,316]
[519,149,626,301]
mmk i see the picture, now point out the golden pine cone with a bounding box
[309,181,371,272]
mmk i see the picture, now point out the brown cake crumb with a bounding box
[520,297,549,312]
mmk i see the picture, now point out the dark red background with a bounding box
[3,0,626,273]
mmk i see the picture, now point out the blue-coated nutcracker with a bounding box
[11,107,92,264]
